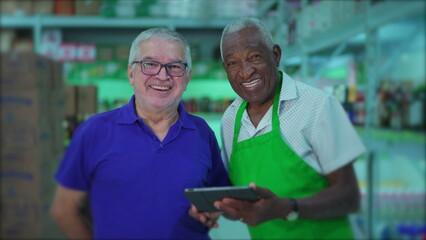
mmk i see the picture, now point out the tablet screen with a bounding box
[184,186,259,212]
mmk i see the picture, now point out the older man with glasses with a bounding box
[50,27,229,239]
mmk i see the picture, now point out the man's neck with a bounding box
[136,104,179,141]
[246,98,274,128]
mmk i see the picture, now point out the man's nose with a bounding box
[239,61,255,79]
[157,65,169,79]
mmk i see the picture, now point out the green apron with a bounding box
[228,77,353,239]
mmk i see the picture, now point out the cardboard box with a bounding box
[51,61,65,90]
[49,89,66,155]
[116,45,130,61]
[0,125,45,151]
[49,88,66,124]
[0,53,64,239]
[0,141,62,239]
[0,128,59,239]
[1,167,41,199]
[1,52,64,89]
[1,52,52,89]
[12,39,34,52]
[97,45,114,61]
[77,85,98,116]
[0,0,33,16]
[0,88,49,126]
[0,162,60,239]
[75,0,101,15]
[32,0,54,15]
[0,89,63,158]
[0,198,42,239]
[65,85,78,118]
[2,146,50,169]
[50,121,65,156]
[54,0,74,15]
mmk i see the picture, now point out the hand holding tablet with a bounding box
[184,186,260,212]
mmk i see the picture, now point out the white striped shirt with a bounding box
[220,72,366,175]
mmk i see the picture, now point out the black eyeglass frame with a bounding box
[132,60,188,77]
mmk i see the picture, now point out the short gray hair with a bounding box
[128,27,192,70]
[220,17,274,61]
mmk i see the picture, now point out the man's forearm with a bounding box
[296,185,360,220]
[54,213,93,240]
[295,164,360,220]
[272,164,360,220]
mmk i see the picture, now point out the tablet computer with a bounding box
[184,186,259,212]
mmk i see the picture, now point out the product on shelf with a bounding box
[75,0,101,16]
[376,81,423,130]
[182,97,234,114]
[0,0,32,16]
[54,0,75,15]
[65,85,98,120]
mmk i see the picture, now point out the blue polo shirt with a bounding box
[55,95,229,239]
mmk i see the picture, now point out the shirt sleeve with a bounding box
[55,121,92,191]
[220,123,230,171]
[219,103,239,172]
[310,96,366,174]
[206,128,230,187]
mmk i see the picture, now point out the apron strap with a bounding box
[272,72,283,132]
[233,101,247,148]
[232,71,283,148]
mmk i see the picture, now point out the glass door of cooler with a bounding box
[353,129,425,240]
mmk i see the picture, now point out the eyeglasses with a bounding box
[132,60,188,77]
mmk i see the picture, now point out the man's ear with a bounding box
[272,44,282,67]
[128,64,134,85]
[183,69,192,91]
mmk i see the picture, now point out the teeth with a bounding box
[242,79,260,88]
[151,85,170,90]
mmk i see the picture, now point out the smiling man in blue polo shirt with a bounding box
[50,28,229,239]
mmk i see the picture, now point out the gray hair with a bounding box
[128,27,192,70]
[220,17,274,61]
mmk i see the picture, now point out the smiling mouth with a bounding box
[241,78,260,88]
[151,85,171,91]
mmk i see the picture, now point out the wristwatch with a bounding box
[285,198,299,221]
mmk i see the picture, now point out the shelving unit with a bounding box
[261,1,425,239]
[2,2,424,239]
[0,15,234,28]
[0,15,235,54]
[284,0,425,58]
[1,13,236,117]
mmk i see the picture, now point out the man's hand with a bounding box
[213,183,286,226]
[188,204,222,228]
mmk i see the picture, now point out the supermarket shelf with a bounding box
[0,15,235,29]
[1,14,235,56]
[67,77,236,102]
[286,0,425,58]
[357,128,425,177]
[361,136,425,161]
[0,15,36,28]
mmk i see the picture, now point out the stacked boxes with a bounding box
[65,85,98,120]
[75,0,101,15]
[0,52,65,239]
[0,0,33,16]
[0,0,55,16]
